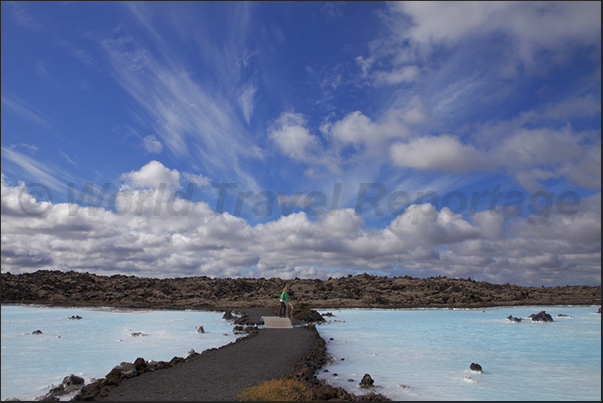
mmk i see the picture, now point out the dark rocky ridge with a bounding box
[2,270,600,310]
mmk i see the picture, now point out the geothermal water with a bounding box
[1,305,600,401]
[1,306,238,401]
[315,306,601,401]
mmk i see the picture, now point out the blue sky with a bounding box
[1,1,601,286]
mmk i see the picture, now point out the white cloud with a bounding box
[389,135,491,172]
[119,160,180,191]
[374,65,420,85]
[543,94,601,120]
[2,171,600,285]
[238,82,258,124]
[388,1,601,66]
[1,94,54,133]
[269,112,323,163]
[182,172,210,188]
[98,15,262,194]
[559,143,601,189]
[1,147,73,192]
[326,109,410,150]
[494,126,583,167]
[143,135,163,154]
[400,96,431,125]
[388,204,482,245]
[508,193,601,244]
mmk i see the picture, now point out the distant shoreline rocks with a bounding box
[2,270,600,311]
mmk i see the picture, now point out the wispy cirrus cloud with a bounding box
[1,94,54,133]
[96,4,264,194]
[1,146,75,192]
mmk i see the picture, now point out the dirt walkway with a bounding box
[98,325,316,401]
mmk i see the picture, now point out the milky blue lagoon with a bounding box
[1,305,238,401]
[315,306,601,401]
[1,305,600,401]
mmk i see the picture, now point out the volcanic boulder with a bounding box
[529,311,554,322]
[359,373,375,388]
[470,363,483,373]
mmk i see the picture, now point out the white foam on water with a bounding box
[1,305,238,401]
[316,306,601,401]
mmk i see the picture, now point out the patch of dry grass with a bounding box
[236,377,313,401]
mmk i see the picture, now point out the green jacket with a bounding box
[280,290,289,302]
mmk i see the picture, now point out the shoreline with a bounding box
[2,300,601,311]
[2,271,600,312]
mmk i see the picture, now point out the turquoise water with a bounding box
[0,305,238,401]
[1,305,600,401]
[315,306,601,401]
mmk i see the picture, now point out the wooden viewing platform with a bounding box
[260,316,293,329]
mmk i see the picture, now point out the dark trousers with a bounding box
[279,301,286,317]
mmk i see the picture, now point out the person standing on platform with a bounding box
[279,286,290,317]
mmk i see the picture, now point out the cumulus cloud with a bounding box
[268,112,341,175]
[386,1,601,70]
[494,126,583,168]
[269,112,321,162]
[119,160,181,191]
[389,135,491,172]
[2,165,600,285]
[388,204,482,245]
[508,193,601,244]
[325,109,410,150]
[477,117,601,191]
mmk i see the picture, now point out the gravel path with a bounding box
[98,324,316,401]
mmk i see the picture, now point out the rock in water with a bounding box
[470,363,483,373]
[359,373,375,388]
[529,311,554,322]
[42,374,86,399]
[196,325,205,333]
[62,374,85,392]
